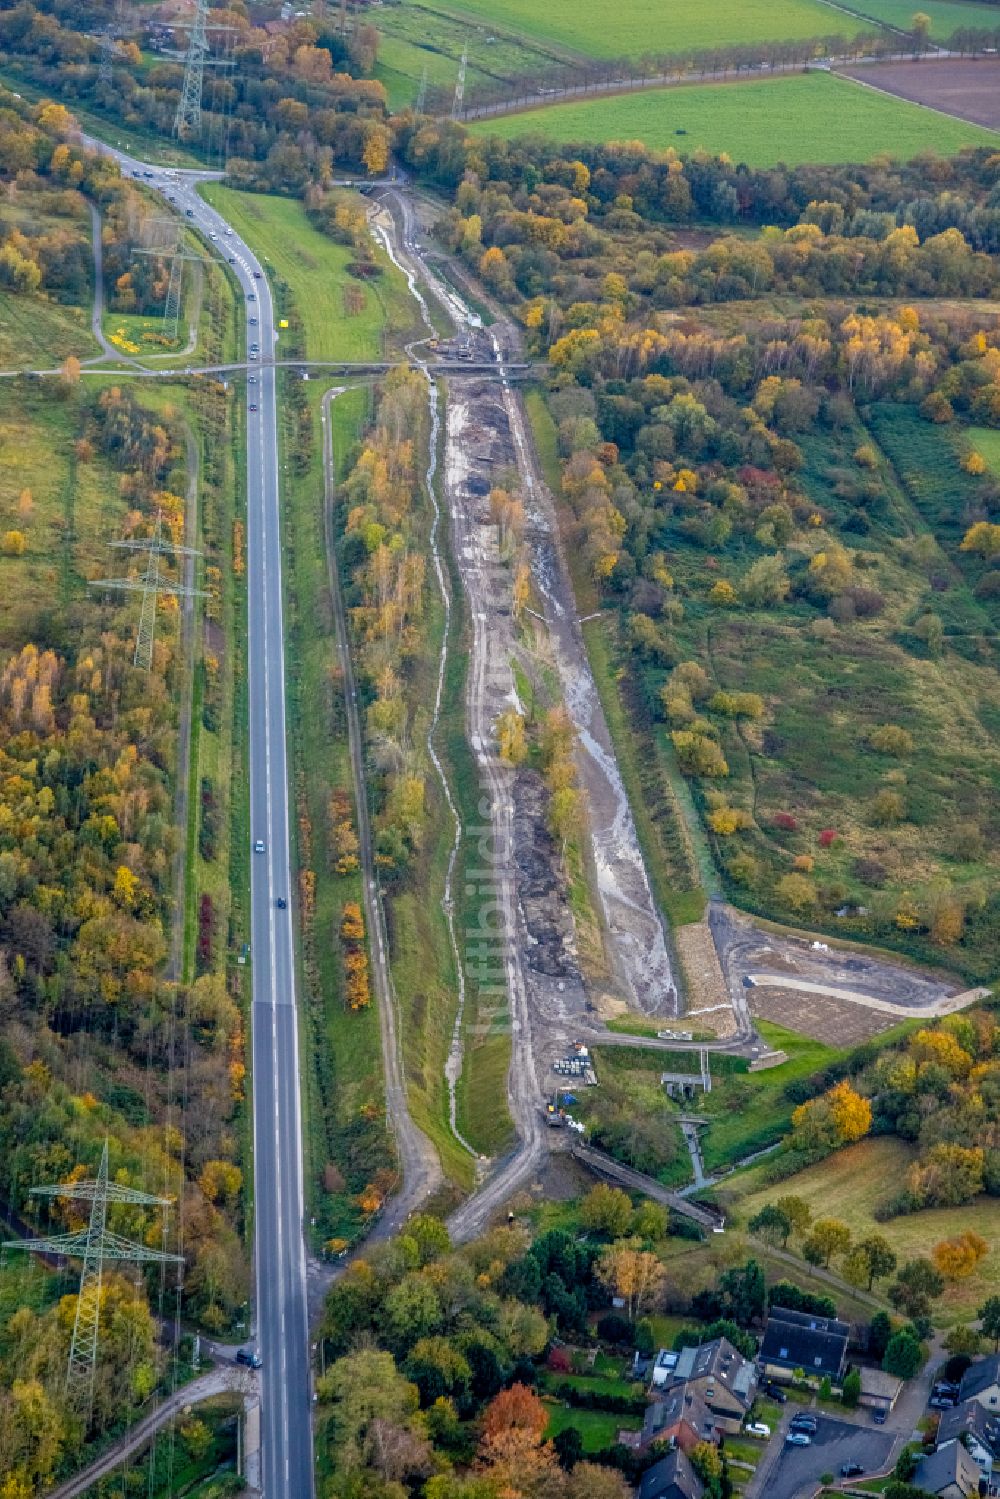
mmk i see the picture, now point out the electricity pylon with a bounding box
[416,63,428,114]
[97,0,127,88]
[452,42,468,119]
[90,511,204,669]
[170,0,236,139]
[133,245,203,341]
[2,1141,183,1419]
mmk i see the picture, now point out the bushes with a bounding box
[197,892,215,973]
[554,1383,646,1416]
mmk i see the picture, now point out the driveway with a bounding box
[760,1415,896,1499]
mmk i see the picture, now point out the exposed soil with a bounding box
[837,58,1000,129]
[748,985,902,1045]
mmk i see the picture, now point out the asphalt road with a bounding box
[87,144,314,1498]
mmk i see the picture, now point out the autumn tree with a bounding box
[932,1232,988,1282]
[803,1218,852,1268]
[595,1241,667,1320]
[497,709,528,766]
[580,1184,633,1239]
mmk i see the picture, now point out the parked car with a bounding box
[872,1410,886,1425]
[763,1382,787,1403]
[235,1348,262,1369]
[745,1422,771,1439]
[786,1431,811,1447]
[790,1415,818,1435]
[841,1463,865,1478]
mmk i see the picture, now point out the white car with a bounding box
[745,1422,771,1439]
[254,839,265,854]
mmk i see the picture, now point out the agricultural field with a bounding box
[837,56,1000,130]
[407,0,867,60]
[837,0,1000,36]
[198,187,420,361]
[731,1137,1000,1322]
[373,9,559,109]
[470,71,1000,164]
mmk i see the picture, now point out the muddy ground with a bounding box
[837,58,1000,129]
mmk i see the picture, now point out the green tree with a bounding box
[749,1205,792,1247]
[842,1368,861,1408]
[869,1310,893,1362]
[884,1328,923,1379]
[803,1218,852,1267]
[774,1196,812,1240]
[580,1183,633,1239]
[979,1296,1000,1351]
[889,1259,944,1321]
[845,1235,898,1291]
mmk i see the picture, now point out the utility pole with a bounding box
[452,41,468,120]
[90,512,204,670]
[97,0,126,88]
[3,1141,183,1421]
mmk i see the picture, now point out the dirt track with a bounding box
[837,58,1000,129]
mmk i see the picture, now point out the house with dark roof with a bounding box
[938,1398,1000,1478]
[759,1307,849,1384]
[914,1439,982,1499]
[659,1337,757,1435]
[640,1387,715,1453]
[959,1355,1000,1412]
[638,1448,706,1499]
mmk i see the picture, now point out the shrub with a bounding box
[868,723,914,756]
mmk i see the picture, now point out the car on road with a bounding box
[186,209,195,217]
[253,270,262,278]
[248,375,257,383]
[249,317,258,326]
[228,256,237,264]
[235,1348,262,1369]
[745,1422,771,1439]
[249,403,257,411]
[276,897,287,909]
[247,292,256,300]
[248,351,258,360]
[790,1414,817,1432]
[254,839,265,853]
[785,1432,811,1447]
[841,1463,865,1478]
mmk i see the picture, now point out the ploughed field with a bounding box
[837,57,1000,131]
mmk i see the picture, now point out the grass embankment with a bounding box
[281,378,400,1243]
[416,0,868,59]
[199,186,420,361]
[966,426,1000,477]
[524,387,708,933]
[732,1136,1000,1322]
[0,291,92,367]
[470,72,1000,165]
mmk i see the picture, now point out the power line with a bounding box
[3,1140,183,1422]
[452,41,468,120]
[90,511,205,670]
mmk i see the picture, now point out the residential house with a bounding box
[960,1356,1000,1413]
[859,1368,904,1418]
[938,1400,1000,1480]
[662,1337,757,1435]
[758,1307,849,1385]
[913,1439,982,1499]
[642,1337,757,1450]
[637,1448,706,1499]
[640,1387,715,1453]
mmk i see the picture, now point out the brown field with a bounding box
[837,58,1000,130]
[749,986,902,1046]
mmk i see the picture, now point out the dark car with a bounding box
[763,1382,787,1403]
[235,1348,262,1369]
[228,256,237,264]
[873,1410,886,1425]
[253,270,262,278]
[249,403,257,412]
[249,317,258,326]
[841,1463,865,1478]
[276,897,287,909]
[790,1414,818,1434]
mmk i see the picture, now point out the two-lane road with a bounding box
[88,145,314,1498]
